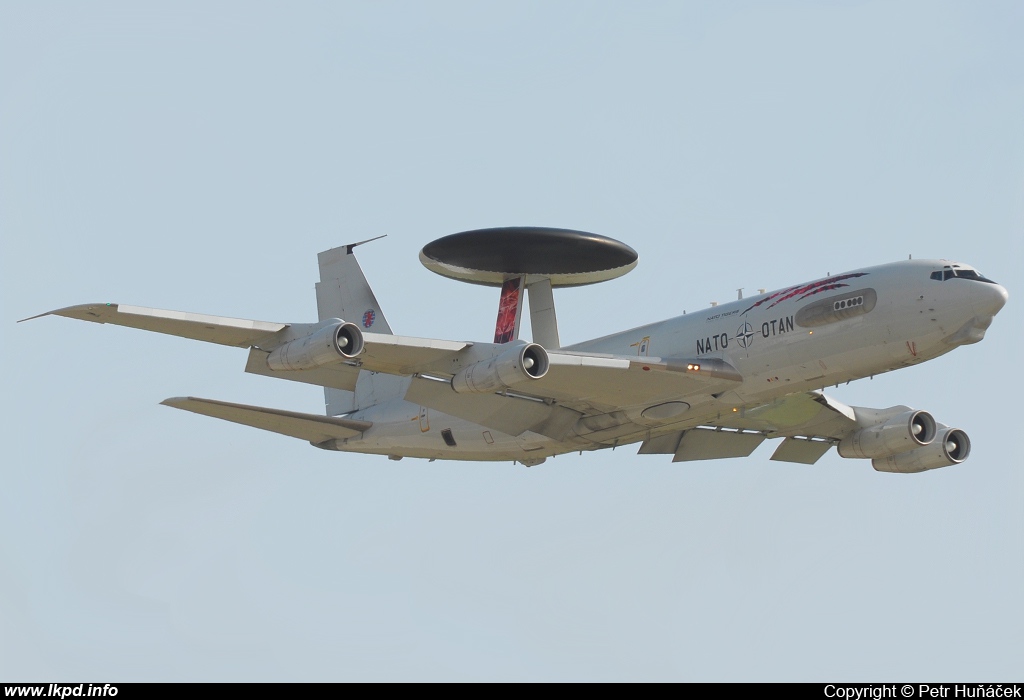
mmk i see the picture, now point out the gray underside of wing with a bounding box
[637,427,765,461]
[637,391,857,464]
[709,391,857,438]
[404,377,582,440]
[529,355,736,411]
[161,396,372,444]
[358,333,471,374]
[244,348,362,392]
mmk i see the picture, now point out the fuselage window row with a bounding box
[833,296,864,311]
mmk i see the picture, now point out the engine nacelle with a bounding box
[872,427,971,474]
[451,343,549,394]
[265,319,364,371]
[837,409,936,459]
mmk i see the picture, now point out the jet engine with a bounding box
[266,319,364,371]
[872,426,971,474]
[451,343,549,394]
[837,409,937,459]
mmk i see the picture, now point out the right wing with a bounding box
[27,303,740,428]
[21,303,470,393]
[22,303,286,348]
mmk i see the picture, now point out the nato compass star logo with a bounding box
[736,321,754,348]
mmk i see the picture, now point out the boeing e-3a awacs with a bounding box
[24,227,1008,472]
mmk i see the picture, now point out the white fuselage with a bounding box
[337,259,1007,462]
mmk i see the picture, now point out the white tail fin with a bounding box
[316,236,393,331]
[316,238,407,415]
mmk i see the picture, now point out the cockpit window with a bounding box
[930,267,997,284]
[954,269,997,283]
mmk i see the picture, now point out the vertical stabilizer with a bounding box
[316,238,393,332]
[316,238,407,415]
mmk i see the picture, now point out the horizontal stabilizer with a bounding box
[161,396,371,444]
[23,304,286,348]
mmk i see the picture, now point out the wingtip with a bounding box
[18,303,119,324]
[17,311,52,323]
[160,396,195,407]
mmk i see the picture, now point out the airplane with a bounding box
[22,226,1009,472]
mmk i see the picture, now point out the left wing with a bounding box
[637,391,858,464]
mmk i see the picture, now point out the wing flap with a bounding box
[161,396,371,443]
[25,303,287,348]
[672,428,765,462]
[770,437,833,464]
[638,431,684,454]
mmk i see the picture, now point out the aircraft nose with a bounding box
[978,283,1009,316]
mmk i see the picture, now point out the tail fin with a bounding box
[316,238,408,415]
[316,236,393,332]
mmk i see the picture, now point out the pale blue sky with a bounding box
[2,1,1022,681]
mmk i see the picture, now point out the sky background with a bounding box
[2,1,1022,682]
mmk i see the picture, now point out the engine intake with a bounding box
[451,343,549,394]
[837,409,936,459]
[266,320,364,371]
[872,427,971,473]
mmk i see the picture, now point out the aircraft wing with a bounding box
[709,390,858,438]
[637,391,860,464]
[349,338,739,413]
[402,354,738,440]
[21,303,469,374]
[161,396,371,444]
[25,303,739,418]
[22,303,287,348]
